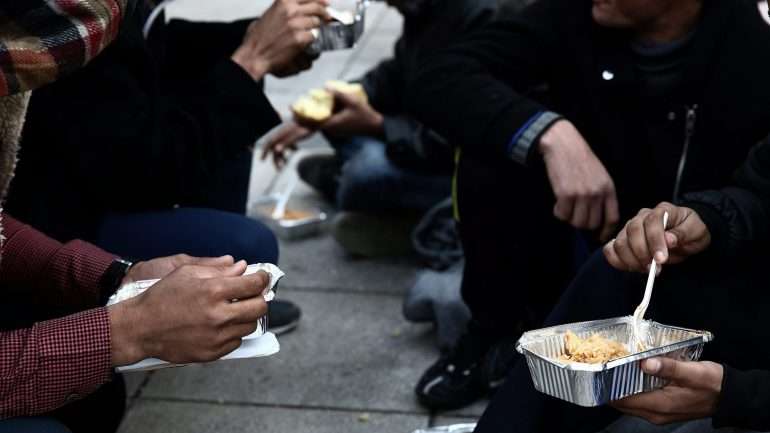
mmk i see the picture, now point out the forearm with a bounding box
[0,214,115,308]
[407,15,556,160]
[712,365,770,431]
[0,309,112,419]
[680,142,770,259]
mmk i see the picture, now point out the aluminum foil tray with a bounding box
[411,424,477,433]
[516,316,713,407]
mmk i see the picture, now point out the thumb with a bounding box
[328,89,360,110]
[642,357,690,384]
[189,255,235,267]
[220,260,248,277]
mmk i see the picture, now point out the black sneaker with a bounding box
[480,338,520,392]
[415,332,490,411]
[297,154,341,203]
[268,300,301,335]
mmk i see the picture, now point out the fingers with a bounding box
[586,196,603,231]
[611,393,678,425]
[553,196,575,224]
[290,15,323,31]
[328,89,360,108]
[570,198,590,229]
[226,297,269,325]
[187,255,235,267]
[599,191,620,242]
[643,206,671,264]
[214,271,270,301]
[611,228,645,271]
[177,261,248,279]
[626,210,652,266]
[321,110,354,132]
[641,358,720,390]
[296,1,331,20]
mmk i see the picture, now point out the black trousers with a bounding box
[456,155,580,339]
[474,249,770,433]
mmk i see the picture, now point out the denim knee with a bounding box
[227,219,279,264]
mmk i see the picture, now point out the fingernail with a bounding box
[655,251,667,263]
[643,358,661,373]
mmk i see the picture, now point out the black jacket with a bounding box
[408,0,770,220]
[360,0,495,172]
[677,138,770,431]
[6,11,281,241]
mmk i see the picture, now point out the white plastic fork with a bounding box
[632,211,669,351]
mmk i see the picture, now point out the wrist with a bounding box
[231,46,271,81]
[368,111,385,137]
[108,298,147,366]
[537,119,570,157]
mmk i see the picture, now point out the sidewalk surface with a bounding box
[118,2,488,432]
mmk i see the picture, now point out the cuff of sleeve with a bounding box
[506,111,563,165]
[711,365,770,430]
[215,59,282,134]
[34,308,113,414]
[48,241,116,306]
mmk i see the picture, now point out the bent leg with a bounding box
[93,207,279,264]
[457,155,576,338]
[336,137,450,213]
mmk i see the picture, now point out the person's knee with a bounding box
[0,417,72,433]
[337,145,395,210]
[227,220,279,264]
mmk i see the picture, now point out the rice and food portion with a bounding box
[557,331,630,364]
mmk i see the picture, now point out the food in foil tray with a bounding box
[259,207,315,222]
[558,331,630,364]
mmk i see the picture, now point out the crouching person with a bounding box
[470,137,770,433]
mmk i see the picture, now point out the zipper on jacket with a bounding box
[673,104,698,200]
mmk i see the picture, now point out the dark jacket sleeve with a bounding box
[712,365,770,431]
[680,140,770,260]
[406,0,559,160]
[361,1,495,168]
[20,18,280,212]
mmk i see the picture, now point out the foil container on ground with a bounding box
[516,316,714,407]
[411,424,477,433]
[252,196,327,240]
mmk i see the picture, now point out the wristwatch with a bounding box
[99,258,134,305]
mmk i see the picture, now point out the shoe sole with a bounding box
[268,319,300,336]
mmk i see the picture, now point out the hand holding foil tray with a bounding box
[107,263,285,372]
[516,317,714,407]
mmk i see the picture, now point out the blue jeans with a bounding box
[93,207,278,264]
[333,137,450,213]
[0,418,71,433]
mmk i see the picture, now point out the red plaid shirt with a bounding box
[0,0,127,96]
[0,214,115,419]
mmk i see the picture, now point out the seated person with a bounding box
[261,0,496,257]
[0,6,268,433]
[470,136,770,433]
[5,0,330,334]
[405,0,770,410]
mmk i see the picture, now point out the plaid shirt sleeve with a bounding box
[0,0,127,96]
[1,213,116,308]
[0,308,112,419]
[0,214,116,418]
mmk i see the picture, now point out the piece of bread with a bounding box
[325,80,368,104]
[292,88,334,123]
[291,81,368,123]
